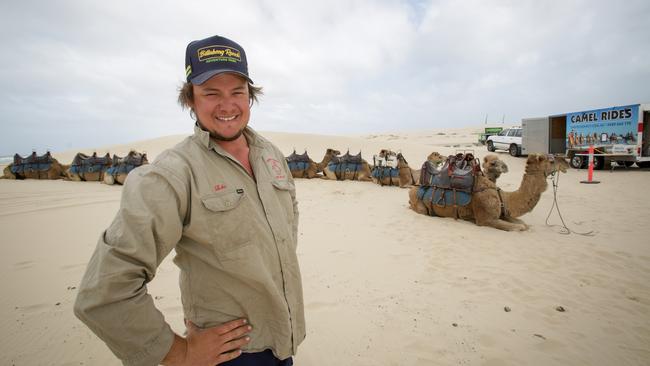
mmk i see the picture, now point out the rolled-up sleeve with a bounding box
[74,163,188,366]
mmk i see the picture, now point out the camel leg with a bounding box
[476,218,528,232]
[408,188,429,215]
[321,168,337,180]
[358,173,372,182]
[503,216,529,230]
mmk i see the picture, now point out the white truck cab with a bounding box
[486,127,522,157]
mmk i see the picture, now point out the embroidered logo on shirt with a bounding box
[214,184,227,192]
[266,157,286,180]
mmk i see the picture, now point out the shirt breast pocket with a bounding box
[200,189,252,254]
[271,179,295,220]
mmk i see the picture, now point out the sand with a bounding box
[1,127,649,365]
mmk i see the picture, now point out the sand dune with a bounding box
[1,129,649,365]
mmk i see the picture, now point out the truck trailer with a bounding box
[521,103,650,169]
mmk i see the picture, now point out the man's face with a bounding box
[191,73,250,141]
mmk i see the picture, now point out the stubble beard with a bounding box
[197,119,246,142]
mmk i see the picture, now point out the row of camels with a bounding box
[3,147,569,232]
[1,151,147,185]
[287,148,569,231]
[286,148,509,186]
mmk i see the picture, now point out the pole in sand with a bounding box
[580,145,600,184]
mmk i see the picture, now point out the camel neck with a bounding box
[503,171,548,218]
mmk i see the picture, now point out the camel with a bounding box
[372,151,417,188]
[287,148,340,179]
[2,152,68,180]
[482,154,509,183]
[67,152,112,182]
[322,150,372,181]
[104,151,148,185]
[409,154,569,231]
[371,151,449,188]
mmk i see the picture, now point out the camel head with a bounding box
[426,152,447,167]
[483,154,508,177]
[325,148,341,157]
[526,154,569,176]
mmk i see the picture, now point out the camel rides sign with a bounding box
[567,105,638,149]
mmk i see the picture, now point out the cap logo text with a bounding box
[198,45,241,64]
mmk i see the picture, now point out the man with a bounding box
[74,35,305,366]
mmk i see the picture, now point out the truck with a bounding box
[521,103,650,169]
[477,127,504,145]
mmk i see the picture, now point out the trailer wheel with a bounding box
[570,155,586,169]
[509,144,520,157]
[616,161,634,168]
[487,141,495,152]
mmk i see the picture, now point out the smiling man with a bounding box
[74,35,305,366]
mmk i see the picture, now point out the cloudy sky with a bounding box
[1,0,649,156]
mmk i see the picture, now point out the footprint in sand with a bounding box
[17,303,51,314]
[13,261,35,270]
[59,263,87,272]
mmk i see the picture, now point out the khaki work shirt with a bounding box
[74,125,305,366]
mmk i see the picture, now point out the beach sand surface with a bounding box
[1,128,649,365]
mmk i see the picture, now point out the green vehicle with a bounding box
[478,127,503,145]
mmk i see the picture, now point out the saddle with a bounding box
[417,153,481,213]
[420,153,480,190]
[327,151,365,180]
[286,150,312,172]
[70,152,112,178]
[106,151,148,177]
[11,152,54,175]
[371,152,399,185]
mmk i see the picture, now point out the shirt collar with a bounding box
[193,122,266,152]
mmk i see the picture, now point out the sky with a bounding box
[1,0,649,156]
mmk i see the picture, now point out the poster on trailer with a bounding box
[566,104,639,149]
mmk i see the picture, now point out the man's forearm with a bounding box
[161,334,187,365]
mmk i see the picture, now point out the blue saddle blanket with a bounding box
[371,166,399,179]
[11,162,52,174]
[106,164,138,176]
[69,164,108,174]
[288,161,310,171]
[417,186,472,207]
[328,162,363,173]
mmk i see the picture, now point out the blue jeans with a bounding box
[219,349,293,366]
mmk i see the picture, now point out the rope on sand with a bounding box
[545,172,595,236]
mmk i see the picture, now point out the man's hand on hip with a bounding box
[162,318,252,366]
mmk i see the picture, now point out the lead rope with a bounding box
[544,171,595,236]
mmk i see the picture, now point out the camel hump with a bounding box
[105,151,148,184]
[70,152,112,175]
[286,150,311,163]
[373,153,398,168]
[339,151,364,164]
[420,153,479,191]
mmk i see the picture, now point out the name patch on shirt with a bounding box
[265,157,286,180]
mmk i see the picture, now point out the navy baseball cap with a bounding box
[185,35,252,85]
